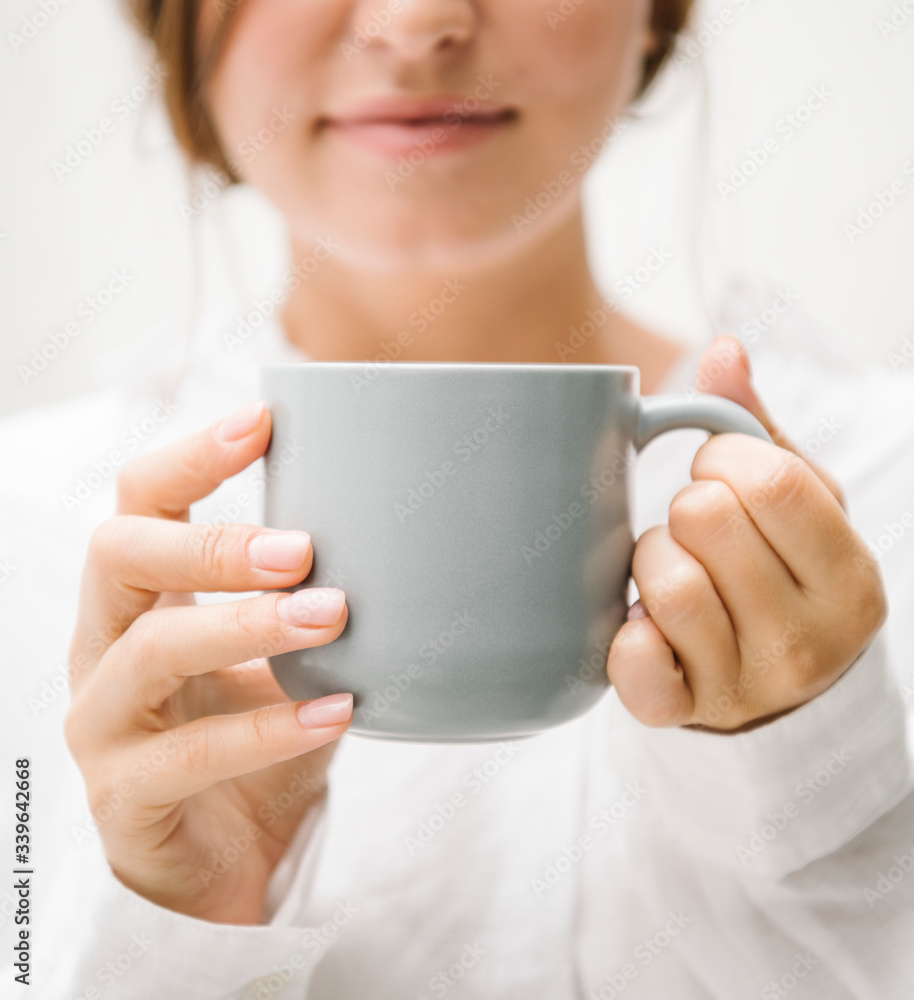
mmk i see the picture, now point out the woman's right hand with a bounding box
[64,400,353,925]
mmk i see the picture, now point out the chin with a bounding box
[287,194,579,274]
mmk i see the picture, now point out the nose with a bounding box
[350,0,476,59]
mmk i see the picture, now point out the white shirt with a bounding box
[3,300,913,1000]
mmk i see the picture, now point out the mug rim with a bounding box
[262,361,640,374]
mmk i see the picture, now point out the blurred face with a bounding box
[204,0,652,270]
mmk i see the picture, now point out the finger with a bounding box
[689,433,859,595]
[82,590,348,733]
[71,520,314,677]
[629,524,740,710]
[607,604,694,728]
[695,336,844,505]
[129,694,355,806]
[165,660,292,725]
[115,400,271,519]
[667,478,800,644]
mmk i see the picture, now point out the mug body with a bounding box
[261,362,640,743]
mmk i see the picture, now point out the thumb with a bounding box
[695,336,787,447]
[695,336,845,506]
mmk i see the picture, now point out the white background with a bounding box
[2,0,913,417]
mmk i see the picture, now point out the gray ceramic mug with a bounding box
[260,362,771,744]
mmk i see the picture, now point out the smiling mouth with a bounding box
[317,98,519,159]
[325,108,517,127]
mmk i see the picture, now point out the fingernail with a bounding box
[249,531,311,571]
[297,693,353,728]
[217,400,265,442]
[277,588,346,627]
[627,600,650,621]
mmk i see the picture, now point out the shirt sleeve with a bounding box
[615,630,913,880]
[36,798,334,1000]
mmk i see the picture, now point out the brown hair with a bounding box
[128,0,693,182]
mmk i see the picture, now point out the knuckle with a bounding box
[749,452,807,514]
[227,598,263,646]
[122,611,165,673]
[124,607,154,646]
[642,560,706,622]
[785,642,825,697]
[669,480,743,541]
[191,522,232,578]
[179,724,214,776]
[248,707,277,754]
[854,573,888,643]
[87,517,126,566]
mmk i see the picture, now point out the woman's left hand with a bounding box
[607,336,887,732]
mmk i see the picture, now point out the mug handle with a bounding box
[634,394,773,451]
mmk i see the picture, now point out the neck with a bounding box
[280,204,685,394]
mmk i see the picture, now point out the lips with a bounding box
[319,95,518,159]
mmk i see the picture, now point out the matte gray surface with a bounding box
[260,362,770,743]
